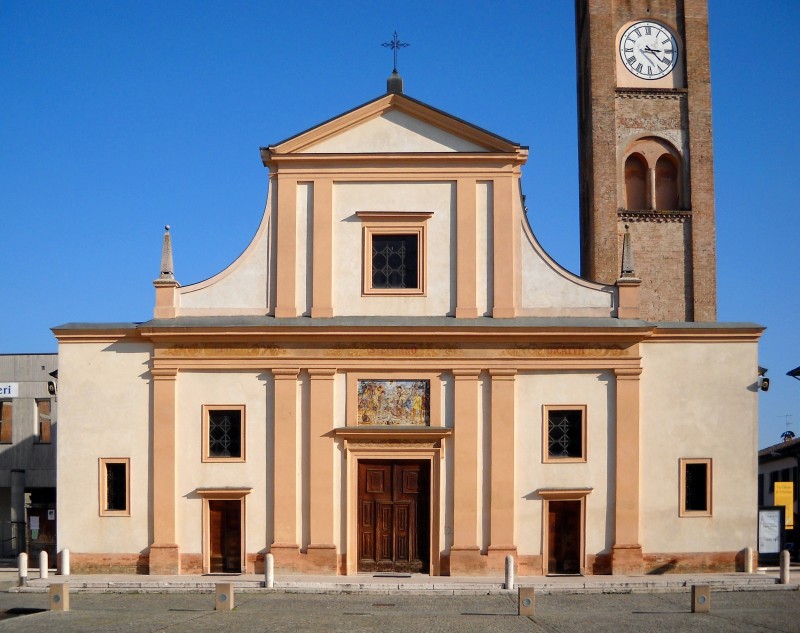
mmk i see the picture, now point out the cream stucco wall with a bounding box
[303,110,487,154]
[639,341,759,553]
[177,191,273,314]
[515,371,614,557]
[476,182,492,316]
[175,371,270,556]
[519,221,615,315]
[332,182,455,316]
[56,341,152,553]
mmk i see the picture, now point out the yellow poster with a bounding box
[775,482,794,529]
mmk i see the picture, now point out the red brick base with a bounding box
[70,553,149,574]
[270,544,338,574]
[63,548,750,576]
[643,551,743,574]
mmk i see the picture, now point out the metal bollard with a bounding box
[265,553,274,588]
[744,546,753,574]
[17,552,27,587]
[518,587,535,616]
[39,550,49,579]
[505,555,515,590]
[60,548,70,576]
[215,582,234,611]
[49,583,69,611]
[780,549,791,584]
[691,585,710,613]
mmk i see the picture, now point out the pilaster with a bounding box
[450,369,481,573]
[491,176,517,318]
[489,369,516,560]
[311,179,334,318]
[307,368,337,572]
[150,366,180,574]
[275,177,298,318]
[612,367,643,575]
[455,179,478,319]
[272,368,300,568]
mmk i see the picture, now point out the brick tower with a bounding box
[575,0,716,322]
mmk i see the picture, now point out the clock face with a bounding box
[619,21,678,80]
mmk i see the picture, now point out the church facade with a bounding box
[53,0,763,576]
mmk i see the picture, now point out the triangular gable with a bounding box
[267,93,522,155]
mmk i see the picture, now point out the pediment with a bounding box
[266,93,521,156]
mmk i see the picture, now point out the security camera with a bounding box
[758,377,770,392]
[47,381,57,395]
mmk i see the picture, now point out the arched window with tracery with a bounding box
[624,153,648,210]
[655,154,679,209]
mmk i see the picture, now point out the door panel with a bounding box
[208,500,241,573]
[547,500,582,575]
[357,461,429,573]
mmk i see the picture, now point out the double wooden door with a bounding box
[358,461,429,573]
[209,500,242,573]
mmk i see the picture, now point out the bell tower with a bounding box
[575,0,716,322]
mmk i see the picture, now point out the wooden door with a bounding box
[358,461,429,573]
[547,500,581,574]
[209,500,241,573]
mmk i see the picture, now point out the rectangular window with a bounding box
[758,473,764,507]
[0,401,12,443]
[203,405,245,462]
[680,458,712,517]
[543,405,587,463]
[372,234,418,289]
[357,211,431,296]
[36,399,52,443]
[99,458,130,516]
[770,470,778,494]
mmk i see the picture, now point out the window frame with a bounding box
[356,211,432,297]
[0,400,12,444]
[202,405,246,463]
[36,399,52,444]
[679,457,712,517]
[542,405,588,464]
[99,457,130,517]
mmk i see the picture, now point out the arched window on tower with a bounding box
[624,153,648,210]
[655,154,679,210]
[622,137,682,211]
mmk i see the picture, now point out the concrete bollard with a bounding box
[780,549,791,584]
[39,550,49,579]
[215,582,234,611]
[744,546,753,574]
[518,587,535,616]
[691,585,710,613]
[49,583,69,612]
[17,552,27,587]
[265,553,274,588]
[505,555,515,590]
[60,548,70,576]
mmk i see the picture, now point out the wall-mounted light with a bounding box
[758,367,770,392]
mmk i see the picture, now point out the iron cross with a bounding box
[382,31,409,72]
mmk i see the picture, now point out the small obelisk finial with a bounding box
[620,224,636,278]
[158,225,175,281]
[382,31,409,94]
[153,225,179,318]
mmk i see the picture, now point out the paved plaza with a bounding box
[0,589,798,632]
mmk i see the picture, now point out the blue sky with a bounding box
[1,1,797,448]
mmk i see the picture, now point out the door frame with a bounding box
[341,434,447,576]
[196,488,251,574]
[538,488,592,576]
